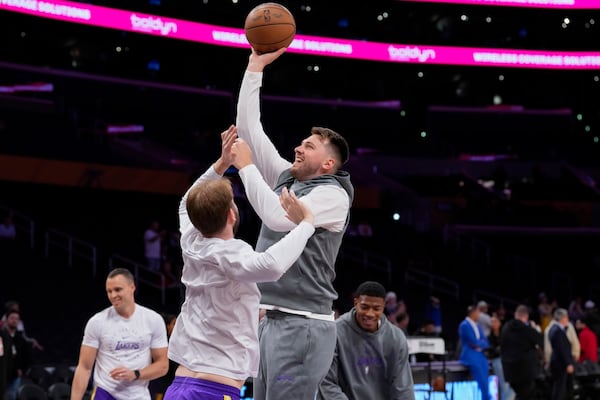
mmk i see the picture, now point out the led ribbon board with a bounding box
[397,0,600,9]
[1,0,600,69]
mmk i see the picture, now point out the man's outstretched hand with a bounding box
[280,187,314,225]
[247,47,287,73]
[214,124,237,175]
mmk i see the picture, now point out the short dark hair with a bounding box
[515,304,530,316]
[3,300,19,314]
[396,312,409,323]
[311,127,350,167]
[108,267,135,283]
[467,305,478,315]
[354,281,386,299]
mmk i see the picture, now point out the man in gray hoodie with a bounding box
[317,281,415,400]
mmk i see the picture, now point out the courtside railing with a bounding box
[108,254,167,305]
[44,228,98,277]
[404,267,460,300]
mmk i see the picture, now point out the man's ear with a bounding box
[322,157,335,172]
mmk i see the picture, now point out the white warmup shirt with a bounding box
[82,304,168,400]
[167,166,315,380]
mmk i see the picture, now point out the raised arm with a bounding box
[233,139,349,232]
[179,125,238,234]
[223,188,315,283]
[235,48,291,187]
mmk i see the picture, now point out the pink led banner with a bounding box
[1,0,600,69]
[397,0,600,9]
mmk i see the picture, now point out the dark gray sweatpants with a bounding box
[253,311,336,400]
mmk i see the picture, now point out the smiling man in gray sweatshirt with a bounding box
[317,281,415,400]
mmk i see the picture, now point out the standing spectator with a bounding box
[486,315,515,400]
[1,310,33,400]
[582,300,600,340]
[568,296,585,324]
[575,316,598,363]
[235,47,354,400]
[159,260,181,289]
[548,308,575,400]
[458,305,490,400]
[144,220,164,272]
[395,312,411,336]
[317,281,415,400]
[496,304,508,324]
[544,308,579,400]
[537,293,554,333]
[478,300,492,337]
[385,291,399,316]
[162,230,183,270]
[384,291,405,324]
[70,268,169,400]
[500,305,543,400]
[1,301,43,351]
[544,313,580,370]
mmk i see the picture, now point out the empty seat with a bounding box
[47,382,71,400]
[17,382,49,400]
[51,364,73,384]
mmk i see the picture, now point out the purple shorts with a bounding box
[90,387,117,400]
[163,376,240,400]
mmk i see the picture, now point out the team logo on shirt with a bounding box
[357,355,383,367]
[115,341,140,350]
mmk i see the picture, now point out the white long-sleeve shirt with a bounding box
[236,70,349,233]
[167,165,315,380]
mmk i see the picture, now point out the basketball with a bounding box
[244,2,296,54]
[431,375,446,392]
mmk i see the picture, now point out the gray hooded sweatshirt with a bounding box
[318,309,416,400]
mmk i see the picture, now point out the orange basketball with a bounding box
[244,3,296,54]
[432,375,446,392]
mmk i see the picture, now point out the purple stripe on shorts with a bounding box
[90,386,117,400]
[163,376,240,400]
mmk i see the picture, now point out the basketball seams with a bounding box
[245,23,295,31]
[244,2,295,53]
[244,32,295,46]
[247,12,290,25]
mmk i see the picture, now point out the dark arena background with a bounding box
[1,1,600,399]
